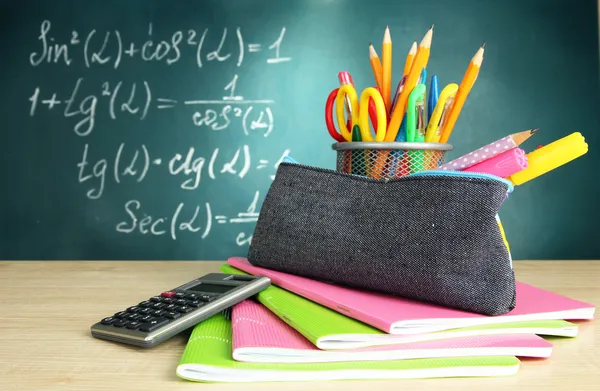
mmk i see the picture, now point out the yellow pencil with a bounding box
[369,43,383,92]
[403,41,417,78]
[439,43,485,143]
[385,25,434,141]
[382,26,393,113]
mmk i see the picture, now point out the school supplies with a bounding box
[338,71,354,119]
[232,300,553,363]
[424,83,458,142]
[325,85,384,141]
[324,88,350,142]
[428,75,439,122]
[222,264,581,350]
[406,84,427,143]
[368,43,383,92]
[439,44,485,143]
[406,84,427,172]
[382,26,393,111]
[227,257,595,335]
[418,67,427,85]
[438,128,538,171]
[390,75,406,114]
[386,26,434,141]
[359,87,388,141]
[508,132,589,185]
[464,148,528,178]
[403,41,417,77]
[177,311,522,383]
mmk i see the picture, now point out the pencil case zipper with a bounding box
[280,157,514,193]
[410,170,514,193]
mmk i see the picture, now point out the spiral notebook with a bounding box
[176,311,522,383]
[232,299,553,363]
[221,264,578,350]
[227,257,594,334]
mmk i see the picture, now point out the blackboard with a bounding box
[1,0,599,260]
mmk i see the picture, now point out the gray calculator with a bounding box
[90,272,270,348]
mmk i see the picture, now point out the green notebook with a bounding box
[221,264,578,350]
[176,312,521,383]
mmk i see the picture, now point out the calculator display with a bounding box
[187,282,236,294]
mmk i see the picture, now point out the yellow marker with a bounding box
[424,83,458,142]
[508,132,588,186]
[496,214,510,254]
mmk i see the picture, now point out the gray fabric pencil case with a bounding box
[247,162,516,316]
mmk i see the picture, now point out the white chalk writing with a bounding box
[27,19,294,247]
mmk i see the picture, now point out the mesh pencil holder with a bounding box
[332,142,453,179]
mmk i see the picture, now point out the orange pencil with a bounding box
[385,25,434,141]
[402,41,417,78]
[368,43,383,93]
[439,43,485,143]
[381,26,393,112]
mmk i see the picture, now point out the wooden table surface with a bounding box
[0,260,598,391]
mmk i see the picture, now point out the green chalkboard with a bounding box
[1,0,599,260]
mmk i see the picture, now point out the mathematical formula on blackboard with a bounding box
[26,20,293,248]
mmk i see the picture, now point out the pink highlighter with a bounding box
[463,148,528,178]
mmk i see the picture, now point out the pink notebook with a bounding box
[228,257,595,334]
[232,300,553,363]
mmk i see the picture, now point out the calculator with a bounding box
[90,272,270,348]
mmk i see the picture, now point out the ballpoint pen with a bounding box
[427,75,439,123]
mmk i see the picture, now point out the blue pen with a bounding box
[427,75,439,123]
[418,67,427,85]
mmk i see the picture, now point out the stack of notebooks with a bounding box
[176,257,595,383]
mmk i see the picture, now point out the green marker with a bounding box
[407,84,427,174]
[351,124,363,175]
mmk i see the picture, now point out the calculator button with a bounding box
[175,299,187,306]
[138,300,152,307]
[174,292,186,299]
[139,318,169,332]
[185,293,199,300]
[140,314,154,322]
[140,308,154,315]
[114,311,128,319]
[112,320,128,327]
[126,306,140,313]
[199,294,217,302]
[187,300,203,308]
[152,303,166,309]
[100,317,115,325]
[153,310,166,317]
[176,306,194,313]
[161,291,176,298]
[165,304,178,311]
[150,296,163,303]
[126,321,142,329]
[126,313,141,321]
[164,311,181,320]
[162,298,174,304]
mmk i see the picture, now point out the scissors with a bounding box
[325,84,388,142]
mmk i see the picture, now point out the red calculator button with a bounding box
[161,291,176,298]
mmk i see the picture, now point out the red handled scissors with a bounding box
[325,85,388,142]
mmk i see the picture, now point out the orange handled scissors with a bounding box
[325,85,388,142]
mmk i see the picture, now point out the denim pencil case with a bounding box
[247,162,516,316]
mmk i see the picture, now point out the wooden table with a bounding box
[0,260,598,390]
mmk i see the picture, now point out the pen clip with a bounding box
[416,98,426,138]
[437,96,455,135]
